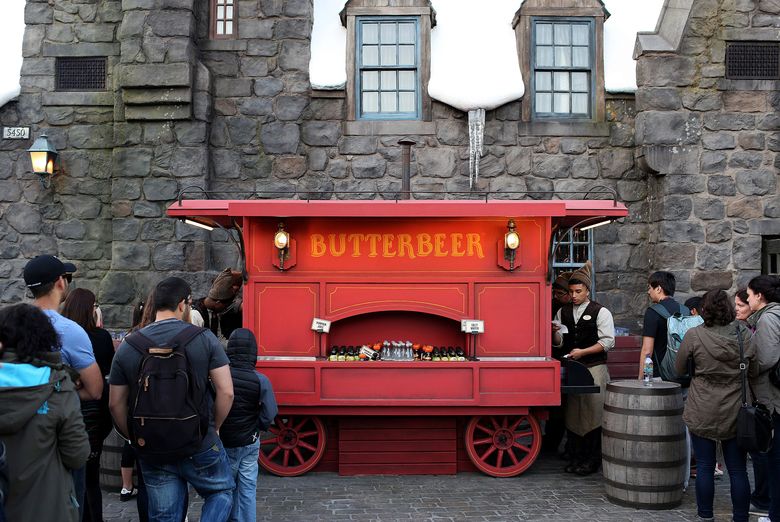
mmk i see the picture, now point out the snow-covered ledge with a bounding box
[633,0,694,57]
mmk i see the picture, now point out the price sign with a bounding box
[3,127,29,140]
[311,318,331,333]
[461,320,484,334]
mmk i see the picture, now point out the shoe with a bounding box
[713,463,724,479]
[564,462,578,473]
[756,517,770,522]
[574,461,600,476]
[119,487,137,502]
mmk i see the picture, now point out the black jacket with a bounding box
[192,298,242,340]
[561,301,608,368]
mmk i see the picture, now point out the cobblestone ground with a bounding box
[102,454,755,521]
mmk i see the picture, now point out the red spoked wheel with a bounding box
[465,414,542,477]
[258,416,327,477]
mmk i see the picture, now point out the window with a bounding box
[532,19,594,118]
[726,41,779,80]
[55,57,106,91]
[552,229,594,291]
[211,0,235,39]
[357,18,420,120]
[763,236,780,276]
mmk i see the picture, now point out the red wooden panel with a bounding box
[339,428,457,441]
[340,452,455,464]
[339,463,456,475]
[321,367,474,400]
[256,367,316,394]
[253,283,319,356]
[326,284,468,319]
[312,417,339,473]
[341,440,457,452]
[475,284,541,356]
[339,417,454,429]
[479,367,556,394]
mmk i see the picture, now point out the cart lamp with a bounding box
[28,133,59,188]
[273,223,290,270]
[580,219,612,231]
[182,218,215,231]
[504,220,520,271]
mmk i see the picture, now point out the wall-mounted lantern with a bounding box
[504,219,520,271]
[273,222,291,270]
[28,133,60,188]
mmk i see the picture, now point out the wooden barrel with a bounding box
[99,430,126,491]
[602,380,686,510]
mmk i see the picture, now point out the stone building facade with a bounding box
[0,0,777,330]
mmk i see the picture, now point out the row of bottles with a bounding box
[327,341,466,362]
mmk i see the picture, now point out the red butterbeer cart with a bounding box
[168,197,628,477]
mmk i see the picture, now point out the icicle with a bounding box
[468,109,485,188]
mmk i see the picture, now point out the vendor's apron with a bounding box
[565,363,609,436]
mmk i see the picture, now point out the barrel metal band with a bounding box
[602,428,686,442]
[606,383,680,396]
[604,404,684,417]
[604,477,684,493]
[606,494,682,511]
[602,453,687,468]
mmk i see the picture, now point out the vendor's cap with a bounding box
[553,271,573,291]
[23,255,77,288]
[569,260,592,290]
[208,268,242,301]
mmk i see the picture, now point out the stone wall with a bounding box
[635,0,779,306]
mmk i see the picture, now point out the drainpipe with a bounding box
[398,138,416,200]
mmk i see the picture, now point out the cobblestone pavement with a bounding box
[102,454,754,521]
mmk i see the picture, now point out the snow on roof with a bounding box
[310,0,665,109]
[0,0,25,108]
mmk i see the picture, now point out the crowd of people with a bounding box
[0,255,277,522]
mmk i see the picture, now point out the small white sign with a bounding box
[461,320,485,334]
[3,127,29,140]
[311,318,331,333]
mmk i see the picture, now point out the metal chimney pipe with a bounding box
[398,138,416,200]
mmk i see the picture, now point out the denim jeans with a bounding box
[225,440,261,522]
[140,439,234,522]
[72,466,86,520]
[690,434,750,522]
[767,414,780,521]
[751,450,771,510]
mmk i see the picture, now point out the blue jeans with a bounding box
[225,440,260,522]
[72,466,86,520]
[690,434,750,522]
[767,415,780,521]
[751,450,771,510]
[140,440,234,522]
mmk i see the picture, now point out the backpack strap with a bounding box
[651,303,671,320]
[124,331,157,357]
[124,325,206,356]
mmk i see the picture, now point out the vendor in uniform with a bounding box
[551,261,614,476]
[191,268,244,343]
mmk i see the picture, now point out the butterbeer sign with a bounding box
[249,218,546,274]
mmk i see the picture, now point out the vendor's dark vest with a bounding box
[561,301,608,368]
[192,299,242,340]
[220,366,262,448]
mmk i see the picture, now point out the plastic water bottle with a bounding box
[643,356,654,386]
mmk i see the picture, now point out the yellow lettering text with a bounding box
[348,233,364,257]
[433,233,448,257]
[467,233,485,258]
[382,234,396,257]
[451,233,465,257]
[329,234,346,257]
[366,234,381,257]
[397,234,415,259]
[311,234,326,257]
[417,233,433,257]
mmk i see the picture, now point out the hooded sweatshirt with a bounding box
[219,328,278,448]
[0,350,90,522]
[749,302,780,414]
[675,321,756,440]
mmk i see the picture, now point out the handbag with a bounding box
[735,326,774,453]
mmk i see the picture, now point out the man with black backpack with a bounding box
[109,277,235,522]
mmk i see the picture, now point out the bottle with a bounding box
[328,347,338,362]
[643,356,653,386]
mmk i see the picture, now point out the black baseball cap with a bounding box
[23,255,77,288]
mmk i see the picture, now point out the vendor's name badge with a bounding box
[461,319,484,334]
[311,318,331,333]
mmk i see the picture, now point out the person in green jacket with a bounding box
[0,303,90,522]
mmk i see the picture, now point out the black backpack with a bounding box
[124,325,209,461]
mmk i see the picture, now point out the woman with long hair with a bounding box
[746,276,780,522]
[0,303,90,522]
[61,288,115,522]
[675,290,755,522]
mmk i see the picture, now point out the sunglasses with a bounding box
[62,273,73,284]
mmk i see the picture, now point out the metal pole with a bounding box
[398,138,416,200]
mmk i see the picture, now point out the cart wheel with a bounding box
[465,414,542,478]
[258,416,327,477]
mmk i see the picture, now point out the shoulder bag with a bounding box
[735,326,773,453]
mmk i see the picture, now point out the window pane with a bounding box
[398,23,415,44]
[226,6,233,19]
[362,92,379,113]
[536,46,554,67]
[380,45,397,66]
[554,24,571,45]
[217,24,224,35]
[398,70,415,90]
[536,93,552,113]
[362,45,379,66]
[363,23,379,44]
[555,46,571,67]
[572,46,589,67]
[399,91,416,112]
[572,93,588,114]
[571,72,588,92]
[380,70,396,90]
[398,45,415,65]
[217,5,224,18]
[225,20,232,34]
[553,72,569,91]
[363,71,379,90]
[380,23,397,43]
[554,93,570,113]
[572,24,589,46]
[535,71,551,91]
[381,91,397,112]
[536,23,553,45]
